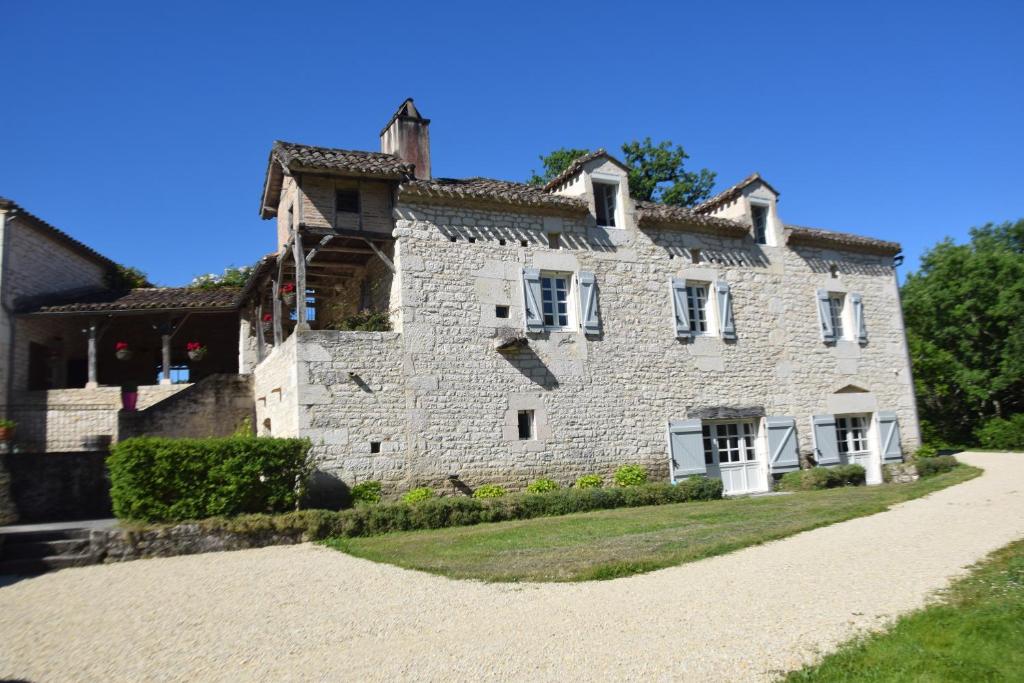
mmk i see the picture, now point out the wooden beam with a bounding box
[254,303,265,363]
[305,234,334,264]
[298,224,394,241]
[294,231,307,327]
[86,319,98,388]
[361,237,397,274]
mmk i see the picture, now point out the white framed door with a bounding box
[702,421,768,495]
[836,414,882,485]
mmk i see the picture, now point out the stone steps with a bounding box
[0,527,97,575]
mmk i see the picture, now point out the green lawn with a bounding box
[785,538,1024,682]
[326,466,980,582]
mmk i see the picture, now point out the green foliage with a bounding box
[107,436,312,522]
[332,310,392,332]
[105,263,151,290]
[190,264,254,289]
[351,481,382,505]
[401,487,435,504]
[779,465,866,491]
[472,484,506,499]
[902,219,1024,445]
[914,444,940,458]
[613,464,648,487]
[974,413,1024,449]
[525,478,560,494]
[232,416,253,438]
[573,474,604,489]
[528,147,592,186]
[916,454,959,478]
[0,418,16,429]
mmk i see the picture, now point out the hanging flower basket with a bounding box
[186,341,207,362]
[0,419,16,442]
[261,313,273,334]
[281,282,296,306]
[114,341,132,361]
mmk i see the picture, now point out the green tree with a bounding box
[189,264,254,289]
[105,263,151,290]
[527,139,716,207]
[902,219,1024,445]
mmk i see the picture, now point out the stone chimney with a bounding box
[380,98,431,180]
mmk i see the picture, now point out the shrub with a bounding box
[107,436,312,522]
[526,478,560,494]
[351,481,382,506]
[916,454,959,477]
[779,464,866,491]
[833,464,867,486]
[574,474,603,489]
[613,464,648,487]
[915,444,940,459]
[401,487,435,504]
[472,484,506,499]
[975,414,1024,450]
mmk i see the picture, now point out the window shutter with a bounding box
[766,416,800,473]
[877,411,903,462]
[851,292,867,344]
[577,271,600,334]
[671,277,691,339]
[811,414,841,465]
[816,289,835,343]
[715,280,736,340]
[522,268,544,332]
[668,419,706,478]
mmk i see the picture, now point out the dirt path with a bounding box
[2,452,1022,682]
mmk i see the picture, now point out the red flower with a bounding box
[281,283,296,294]
[262,313,273,322]
[186,342,205,351]
[115,341,129,351]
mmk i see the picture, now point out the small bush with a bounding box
[833,464,867,486]
[779,464,866,491]
[401,487,435,504]
[915,444,940,459]
[107,436,312,522]
[916,454,959,477]
[613,464,648,487]
[351,481,382,506]
[574,474,603,489]
[975,414,1024,450]
[472,484,506,499]
[526,478,560,494]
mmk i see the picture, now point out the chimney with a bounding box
[380,98,431,180]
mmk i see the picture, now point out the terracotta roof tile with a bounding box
[541,149,620,191]
[400,177,588,212]
[785,225,901,256]
[24,287,242,314]
[272,141,412,178]
[634,200,750,237]
[693,172,779,214]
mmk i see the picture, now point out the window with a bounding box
[836,416,869,455]
[702,422,757,465]
[540,274,570,329]
[517,410,535,440]
[495,305,510,319]
[751,204,769,245]
[336,190,360,214]
[161,365,190,384]
[594,182,617,227]
[828,294,846,340]
[370,441,381,454]
[686,283,709,334]
[548,232,561,249]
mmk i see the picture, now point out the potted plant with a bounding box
[280,282,296,306]
[261,313,273,334]
[114,341,132,361]
[186,341,207,361]
[120,383,138,411]
[0,419,15,442]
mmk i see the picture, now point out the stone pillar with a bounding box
[86,320,98,389]
[160,333,171,385]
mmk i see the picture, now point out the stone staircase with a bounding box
[0,526,98,575]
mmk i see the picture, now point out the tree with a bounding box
[902,219,1024,445]
[527,139,716,207]
[190,264,255,289]
[105,263,151,290]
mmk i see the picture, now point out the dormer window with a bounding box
[751,203,769,245]
[594,182,617,228]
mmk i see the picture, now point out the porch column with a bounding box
[271,276,283,347]
[86,320,98,389]
[160,333,171,385]
[254,304,265,363]
[293,231,308,330]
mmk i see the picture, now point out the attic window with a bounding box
[751,204,769,245]
[594,182,617,228]
[336,190,360,214]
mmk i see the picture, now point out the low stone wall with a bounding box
[2,451,112,523]
[89,524,308,563]
[119,375,255,440]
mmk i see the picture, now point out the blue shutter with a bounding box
[522,268,544,332]
[577,271,600,334]
[816,289,835,343]
[811,414,841,465]
[715,280,736,340]
[877,411,903,462]
[668,419,705,479]
[766,416,800,473]
[851,292,867,344]
[671,278,691,339]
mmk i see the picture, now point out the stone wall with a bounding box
[254,335,299,437]
[2,451,112,523]
[119,375,254,440]
[89,523,308,564]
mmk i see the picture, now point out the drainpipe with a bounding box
[1,206,16,416]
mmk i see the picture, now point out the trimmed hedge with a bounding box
[916,454,959,477]
[121,476,724,542]
[779,464,866,491]
[108,436,312,522]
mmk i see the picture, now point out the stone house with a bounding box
[243,99,921,497]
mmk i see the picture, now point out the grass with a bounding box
[326,465,980,583]
[785,537,1024,681]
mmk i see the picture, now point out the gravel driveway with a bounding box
[2,452,1022,682]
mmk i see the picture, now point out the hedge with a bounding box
[915,454,959,477]
[779,464,866,491]
[120,476,724,541]
[974,414,1024,450]
[108,436,312,522]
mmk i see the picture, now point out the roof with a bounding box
[541,149,633,192]
[21,287,242,315]
[693,172,780,214]
[400,177,588,213]
[785,225,901,256]
[0,197,121,273]
[634,200,750,238]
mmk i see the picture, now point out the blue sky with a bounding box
[2,1,1021,285]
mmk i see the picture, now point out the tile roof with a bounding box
[23,287,242,314]
[271,141,413,178]
[541,149,624,191]
[0,197,121,274]
[785,225,901,256]
[400,177,588,213]
[693,172,780,214]
[634,200,750,238]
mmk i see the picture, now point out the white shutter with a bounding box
[851,292,867,344]
[816,289,835,343]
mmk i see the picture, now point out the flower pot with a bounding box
[188,348,207,362]
[0,427,13,442]
[262,321,273,334]
[115,349,133,361]
[282,292,296,306]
